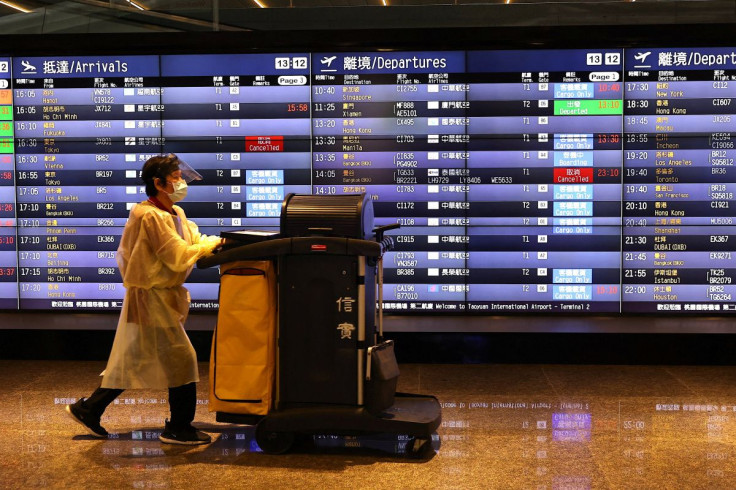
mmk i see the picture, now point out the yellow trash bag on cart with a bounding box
[209,260,276,416]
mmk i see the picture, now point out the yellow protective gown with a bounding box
[101,200,220,389]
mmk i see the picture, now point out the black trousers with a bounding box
[81,382,197,429]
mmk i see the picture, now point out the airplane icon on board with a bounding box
[320,55,337,73]
[633,51,651,67]
[21,60,37,74]
[321,55,337,67]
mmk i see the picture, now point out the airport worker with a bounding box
[66,153,222,445]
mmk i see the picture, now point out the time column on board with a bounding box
[0,57,17,309]
[623,48,736,313]
[311,51,468,313]
[160,53,311,309]
[13,55,161,310]
[466,49,623,313]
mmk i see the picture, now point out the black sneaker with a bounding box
[65,399,108,438]
[159,420,211,446]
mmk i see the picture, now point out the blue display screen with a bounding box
[1,48,735,314]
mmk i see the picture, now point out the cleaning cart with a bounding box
[198,193,441,455]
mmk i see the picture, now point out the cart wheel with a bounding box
[255,424,294,454]
[406,437,432,459]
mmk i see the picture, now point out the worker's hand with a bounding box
[214,238,229,252]
[212,238,225,253]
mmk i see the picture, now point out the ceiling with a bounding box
[0,0,727,33]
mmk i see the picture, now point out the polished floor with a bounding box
[2,361,736,489]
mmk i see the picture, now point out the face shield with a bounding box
[169,154,203,183]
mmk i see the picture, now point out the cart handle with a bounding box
[374,225,400,341]
[373,223,400,242]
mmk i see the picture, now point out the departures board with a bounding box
[0,46,735,314]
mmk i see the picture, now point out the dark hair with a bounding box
[141,155,180,197]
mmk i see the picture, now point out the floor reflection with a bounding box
[2,361,736,488]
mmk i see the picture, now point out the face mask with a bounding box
[167,180,188,203]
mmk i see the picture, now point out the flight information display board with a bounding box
[311,51,470,312]
[623,48,736,313]
[465,50,623,313]
[159,53,312,308]
[0,47,735,314]
[0,56,15,311]
[13,56,161,310]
